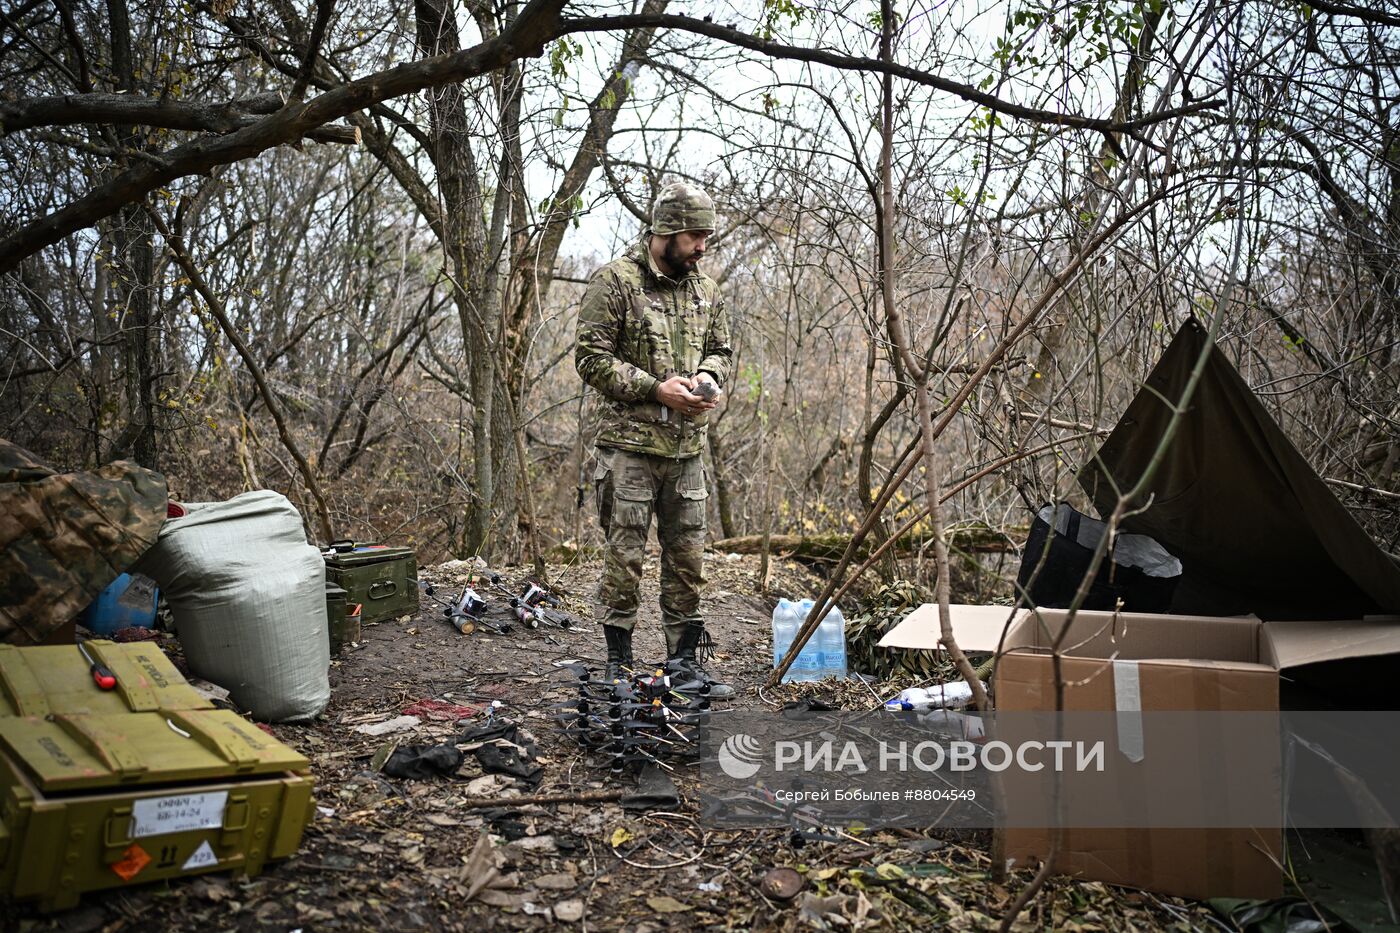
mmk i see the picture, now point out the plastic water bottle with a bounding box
[820,605,848,680]
[771,598,795,669]
[792,599,823,681]
[882,681,981,711]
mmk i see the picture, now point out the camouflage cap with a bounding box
[651,183,715,235]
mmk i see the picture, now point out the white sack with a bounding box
[134,490,329,721]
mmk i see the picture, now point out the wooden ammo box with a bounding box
[322,542,418,625]
[0,642,314,911]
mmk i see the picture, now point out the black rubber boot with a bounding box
[603,625,633,682]
[671,622,734,699]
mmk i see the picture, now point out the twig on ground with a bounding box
[456,789,623,809]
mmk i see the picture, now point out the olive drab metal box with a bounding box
[322,542,419,625]
[324,582,352,657]
[0,642,314,911]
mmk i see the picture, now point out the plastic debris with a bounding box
[883,680,986,711]
[353,715,421,736]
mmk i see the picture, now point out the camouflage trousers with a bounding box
[593,447,708,653]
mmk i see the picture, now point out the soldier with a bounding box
[574,182,735,698]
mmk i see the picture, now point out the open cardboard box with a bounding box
[879,604,1400,900]
[871,324,1400,900]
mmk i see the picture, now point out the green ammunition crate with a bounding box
[322,542,418,625]
[0,642,314,912]
[325,582,349,657]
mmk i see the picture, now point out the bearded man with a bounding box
[573,182,734,697]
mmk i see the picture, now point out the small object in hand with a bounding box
[76,641,117,690]
[692,380,718,401]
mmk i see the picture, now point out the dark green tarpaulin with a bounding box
[1079,318,1400,620]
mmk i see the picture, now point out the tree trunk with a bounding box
[114,206,159,468]
[415,0,510,558]
[707,424,738,539]
[109,0,160,468]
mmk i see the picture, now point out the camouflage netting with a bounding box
[0,439,167,644]
[846,580,962,681]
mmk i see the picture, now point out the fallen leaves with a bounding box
[553,898,585,922]
[91,556,1227,932]
[874,862,907,880]
[191,878,231,902]
[294,901,334,922]
[515,834,558,854]
[464,773,510,796]
[533,872,577,891]
[646,895,691,914]
[461,833,515,902]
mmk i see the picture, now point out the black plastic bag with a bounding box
[1016,503,1182,612]
[382,743,463,780]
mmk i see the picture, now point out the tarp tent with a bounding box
[1079,318,1400,621]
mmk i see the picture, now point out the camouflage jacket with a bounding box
[575,240,733,459]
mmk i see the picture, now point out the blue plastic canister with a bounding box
[78,573,158,635]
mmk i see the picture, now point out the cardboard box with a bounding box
[879,604,1400,900]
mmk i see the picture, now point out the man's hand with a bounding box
[656,375,719,417]
[692,372,722,402]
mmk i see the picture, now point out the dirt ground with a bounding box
[13,553,1220,932]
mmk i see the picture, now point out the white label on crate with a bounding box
[131,791,228,838]
[182,840,218,870]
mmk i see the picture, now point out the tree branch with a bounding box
[0,91,360,142]
[556,13,1223,134]
[290,0,336,101]
[1305,0,1400,28]
[0,1,1217,274]
[0,0,568,275]
[146,208,336,543]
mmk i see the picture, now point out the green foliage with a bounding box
[536,192,587,225]
[995,0,1173,72]
[968,108,1003,133]
[740,362,764,402]
[549,38,583,79]
[761,0,807,39]
[865,4,902,31]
